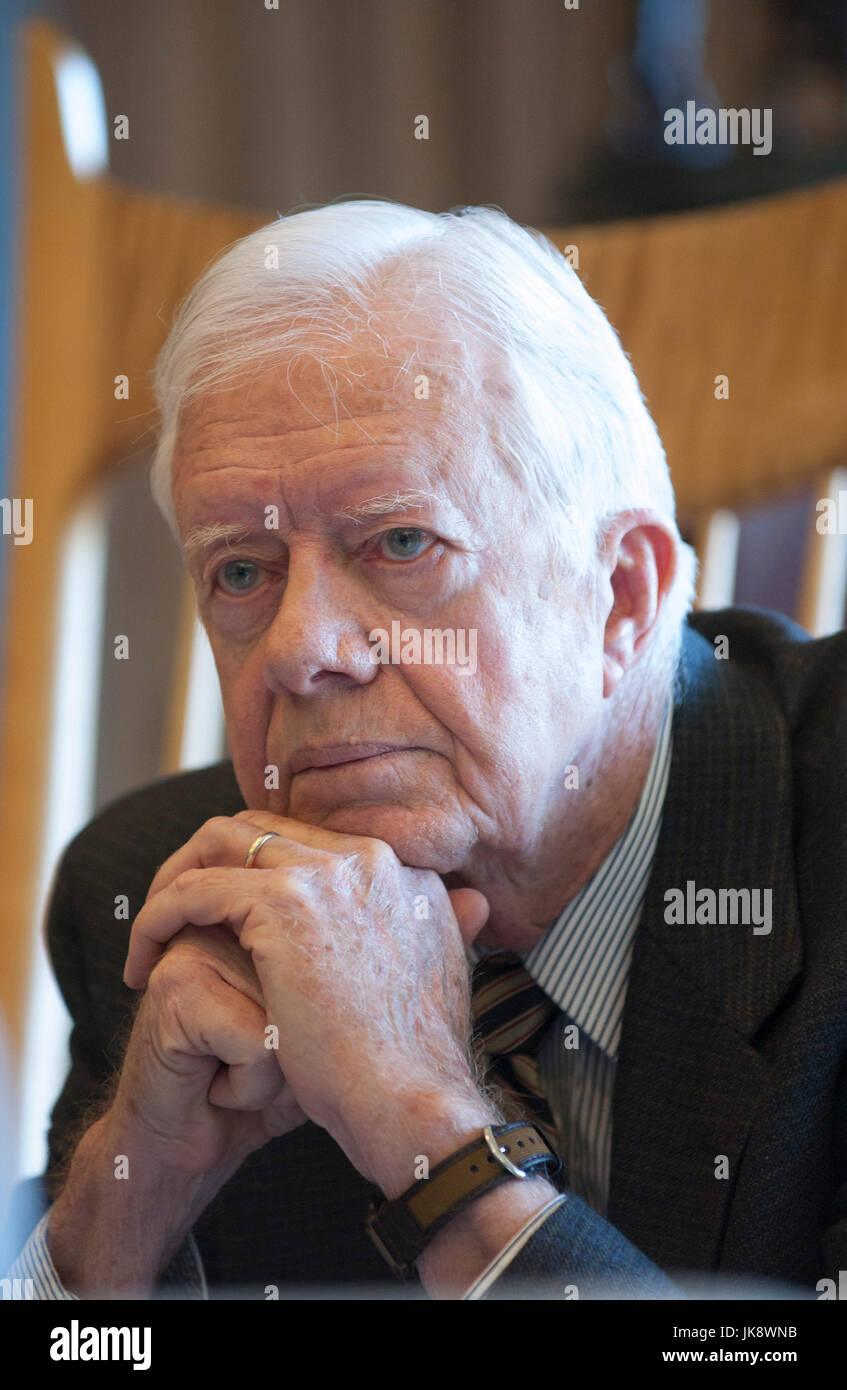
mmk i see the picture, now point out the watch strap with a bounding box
[366,1122,561,1279]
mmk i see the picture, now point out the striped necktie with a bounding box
[470,951,562,1154]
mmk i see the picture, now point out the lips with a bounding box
[289,743,411,775]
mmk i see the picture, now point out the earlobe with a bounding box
[602,651,624,699]
[601,516,677,693]
[602,616,636,697]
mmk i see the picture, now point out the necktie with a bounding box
[470,950,562,1155]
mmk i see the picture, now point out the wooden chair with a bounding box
[543,198,847,631]
[3,19,847,1131]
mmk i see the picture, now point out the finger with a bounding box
[231,808,399,859]
[145,814,334,904]
[448,887,490,948]
[200,985,286,1111]
[208,1049,287,1111]
[146,818,262,903]
[168,923,266,1010]
[125,867,264,989]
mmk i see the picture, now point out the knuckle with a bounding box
[146,948,187,997]
[148,943,221,1015]
[200,815,238,852]
[360,837,394,867]
[267,867,308,906]
[172,866,207,894]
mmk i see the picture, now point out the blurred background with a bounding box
[6,0,847,231]
[1,0,846,1235]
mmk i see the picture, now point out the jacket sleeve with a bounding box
[10,843,208,1298]
[818,1048,847,1297]
[480,1191,683,1299]
[42,847,114,1198]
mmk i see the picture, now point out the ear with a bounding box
[600,513,678,699]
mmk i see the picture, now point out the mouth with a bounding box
[290,743,413,775]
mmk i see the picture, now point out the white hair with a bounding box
[150,197,697,690]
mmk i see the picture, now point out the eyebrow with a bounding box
[181,489,440,558]
[336,490,436,523]
[182,522,251,558]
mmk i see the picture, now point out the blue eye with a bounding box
[217,559,262,594]
[379,527,432,561]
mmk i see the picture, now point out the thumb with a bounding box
[448,887,490,947]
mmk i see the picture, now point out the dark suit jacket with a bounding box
[22,608,847,1297]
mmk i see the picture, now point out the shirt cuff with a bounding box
[2,1210,208,1300]
[461,1194,569,1300]
[3,1210,77,1299]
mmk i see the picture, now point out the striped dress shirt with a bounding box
[5,701,672,1300]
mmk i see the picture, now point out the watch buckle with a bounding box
[365,1202,415,1281]
[483,1124,529,1178]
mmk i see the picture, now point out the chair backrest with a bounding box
[3,17,847,1075]
[1,20,267,1073]
[542,193,847,632]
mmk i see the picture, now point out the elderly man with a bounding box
[7,199,847,1301]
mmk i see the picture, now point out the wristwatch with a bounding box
[365,1121,562,1280]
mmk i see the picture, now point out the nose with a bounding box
[261,547,378,696]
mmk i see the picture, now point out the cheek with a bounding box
[403,666,480,737]
[211,645,270,752]
[396,628,542,774]
[471,594,596,750]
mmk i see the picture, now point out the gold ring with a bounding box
[244,831,280,869]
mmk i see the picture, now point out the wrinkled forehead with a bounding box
[177,355,458,440]
[172,320,516,481]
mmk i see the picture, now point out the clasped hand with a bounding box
[123,811,490,1186]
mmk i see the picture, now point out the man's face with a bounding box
[172,342,606,878]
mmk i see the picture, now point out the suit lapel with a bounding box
[607,618,803,1271]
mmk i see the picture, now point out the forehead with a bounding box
[175,353,470,450]
[171,339,508,517]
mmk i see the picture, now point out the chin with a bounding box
[297,802,469,874]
